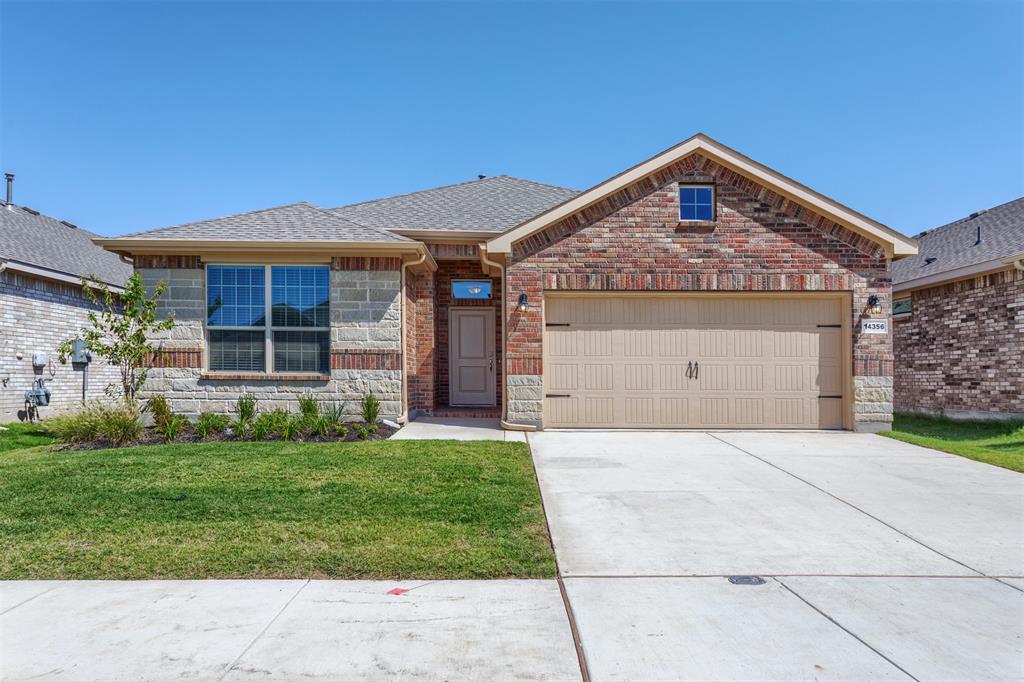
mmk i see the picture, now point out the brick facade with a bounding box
[895,268,1024,419]
[505,153,893,431]
[1,270,124,421]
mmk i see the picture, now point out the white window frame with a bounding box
[205,263,331,374]
[679,183,716,222]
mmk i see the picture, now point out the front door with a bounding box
[449,308,496,406]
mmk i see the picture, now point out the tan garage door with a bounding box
[543,295,847,429]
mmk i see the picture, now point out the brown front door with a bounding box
[449,308,496,406]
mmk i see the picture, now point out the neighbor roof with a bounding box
[331,175,579,233]
[486,133,919,257]
[111,201,411,243]
[893,197,1024,286]
[0,204,132,287]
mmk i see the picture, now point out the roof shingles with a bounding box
[331,175,580,232]
[0,205,132,287]
[116,201,410,243]
[892,197,1024,285]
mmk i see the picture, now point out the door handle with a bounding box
[489,357,494,371]
[694,361,699,379]
[686,361,693,378]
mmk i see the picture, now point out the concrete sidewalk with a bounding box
[0,580,580,681]
[391,417,527,441]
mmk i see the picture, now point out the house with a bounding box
[892,198,1024,420]
[1,174,133,422]
[95,134,918,432]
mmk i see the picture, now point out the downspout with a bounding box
[398,249,428,424]
[479,245,537,432]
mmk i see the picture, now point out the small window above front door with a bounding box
[452,280,492,299]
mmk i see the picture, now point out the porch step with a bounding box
[432,406,502,419]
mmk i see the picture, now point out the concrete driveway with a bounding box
[531,430,1024,680]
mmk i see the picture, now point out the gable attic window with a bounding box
[207,264,329,374]
[679,185,715,221]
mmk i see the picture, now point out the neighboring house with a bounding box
[892,198,1024,420]
[1,175,133,422]
[95,134,917,432]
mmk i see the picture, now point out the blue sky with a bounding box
[1,1,1021,237]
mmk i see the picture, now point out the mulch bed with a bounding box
[56,421,397,451]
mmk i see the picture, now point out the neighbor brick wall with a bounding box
[505,152,893,430]
[894,267,1024,419]
[0,269,124,421]
[407,270,436,414]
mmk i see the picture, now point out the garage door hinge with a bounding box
[545,393,571,398]
[545,323,570,327]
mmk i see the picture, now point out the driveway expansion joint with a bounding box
[774,577,921,682]
[707,432,989,579]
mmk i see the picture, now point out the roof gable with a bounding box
[486,134,918,258]
[331,175,579,233]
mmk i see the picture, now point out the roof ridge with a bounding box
[490,174,580,194]
[926,195,1024,234]
[305,202,412,242]
[331,176,500,211]
[118,201,314,238]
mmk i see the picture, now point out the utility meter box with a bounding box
[31,351,48,368]
[70,339,90,364]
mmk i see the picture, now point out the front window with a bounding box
[679,185,715,221]
[207,264,329,374]
[893,297,912,318]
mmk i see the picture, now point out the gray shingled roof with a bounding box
[893,197,1024,284]
[331,175,580,232]
[0,204,132,287]
[116,201,411,242]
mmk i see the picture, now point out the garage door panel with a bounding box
[543,296,847,429]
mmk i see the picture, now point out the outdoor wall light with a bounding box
[867,294,881,314]
[517,293,528,311]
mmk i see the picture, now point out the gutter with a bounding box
[893,253,1023,293]
[478,244,538,432]
[398,251,429,425]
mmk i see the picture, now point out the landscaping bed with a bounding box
[0,439,556,580]
[883,413,1024,473]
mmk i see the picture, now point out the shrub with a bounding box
[281,416,305,441]
[322,401,346,426]
[252,409,288,441]
[46,404,143,446]
[230,417,251,439]
[298,394,319,420]
[353,424,369,440]
[360,394,380,425]
[160,415,189,442]
[147,396,173,430]
[233,393,258,422]
[195,412,230,439]
[308,414,333,438]
[96,406,144,446]
[334,424,349,440]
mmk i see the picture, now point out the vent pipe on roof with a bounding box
[975,222,982,246]
[4,173,12,206]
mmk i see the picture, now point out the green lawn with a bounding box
[0,440,556,580]
[882,413,1024,473]
[0,422,56,453]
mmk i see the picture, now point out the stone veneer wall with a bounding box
[505,153,894,432]
[894,267,1024,419]
[0,269,124,421]
[136,256,402,420]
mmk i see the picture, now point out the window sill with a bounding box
[199,372,330,382]
[676,220,717,228]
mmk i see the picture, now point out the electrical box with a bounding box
[31,351,48,367]
[70,339,91,364]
